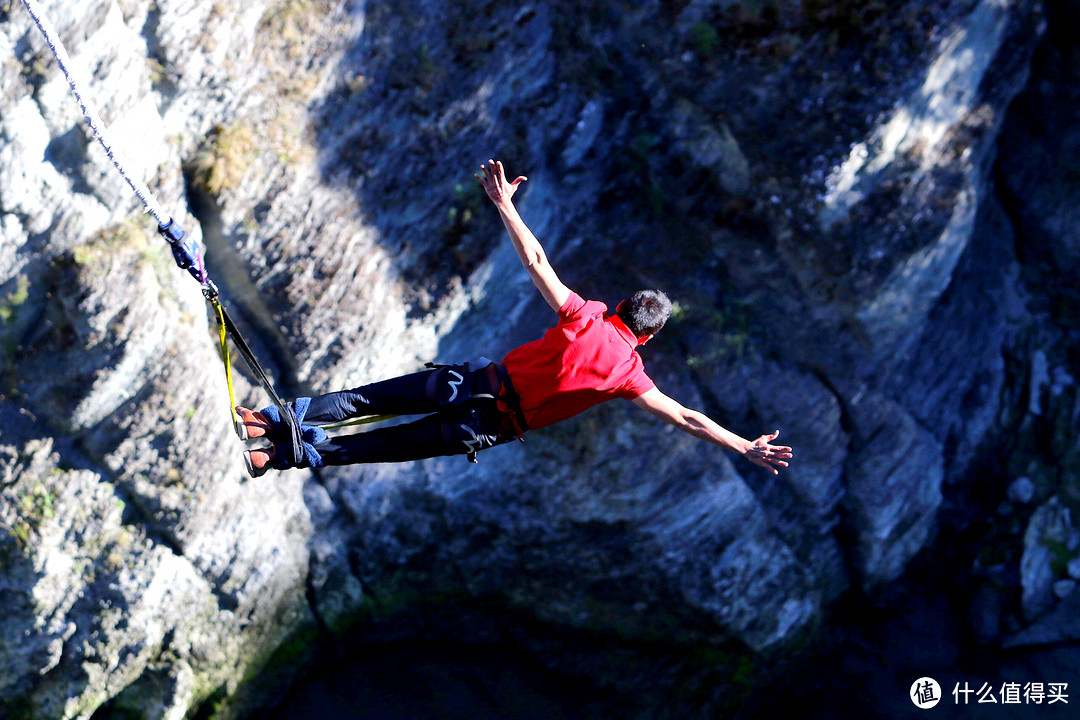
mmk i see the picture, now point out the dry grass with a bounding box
[189,123,257,196]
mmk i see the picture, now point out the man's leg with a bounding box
[236,372,434,443]
[313,402,507,465]
[239,363,497,446]
[303,368,440,424]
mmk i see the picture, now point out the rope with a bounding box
[215,300,306,464]
[18,0,315,465]
[318,414,397,431]
[18,0,171,226]
[210,297,243,437]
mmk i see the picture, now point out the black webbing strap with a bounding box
[217,303,305,467]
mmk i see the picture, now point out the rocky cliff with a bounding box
[1,0,1078,718]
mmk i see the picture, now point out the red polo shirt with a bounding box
[502,292,655,430]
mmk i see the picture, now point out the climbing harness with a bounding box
[424,360,527,462]
[16,0,312,465]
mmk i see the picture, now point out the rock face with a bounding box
[1,0,1079,718]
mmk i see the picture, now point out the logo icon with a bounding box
[446,370,464,403]
[460,423,480,453]
[911,677,942,709]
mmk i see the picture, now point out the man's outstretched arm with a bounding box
[632,388,793,474]
[476,159,571,313]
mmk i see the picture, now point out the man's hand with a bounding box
[743,430,792,475]
[474,157,571,312]
[475,159,527,207]
[632,389,794,475]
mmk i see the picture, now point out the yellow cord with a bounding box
[212,297,394,437]
[211,297,243,438]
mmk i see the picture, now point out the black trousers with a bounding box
[301,364,519,465]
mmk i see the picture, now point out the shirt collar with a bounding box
[608,313,644,348]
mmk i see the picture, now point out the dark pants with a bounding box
[301,364,521,465]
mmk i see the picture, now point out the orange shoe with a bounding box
[235,406,272,441]
[242,446,275,478]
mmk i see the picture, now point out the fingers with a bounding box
[478,160,521,180]
[753,464,779,475]
[747,431,793,474]
[752,453,790,465]
[477,160,525,198]
[753,457,786,475]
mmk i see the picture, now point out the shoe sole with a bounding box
[243,449,266,478]
[243,447,276,478]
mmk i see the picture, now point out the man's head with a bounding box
[617,289,672,340]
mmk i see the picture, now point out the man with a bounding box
[238,160,792,477]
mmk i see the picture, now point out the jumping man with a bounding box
[238,160,792,477]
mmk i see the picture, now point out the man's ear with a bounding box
[638,334,654,346]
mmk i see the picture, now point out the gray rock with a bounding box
[561,99,604,169]
[1008,476,1036,504]
[969,587,1004,645]
[841,383,944,587]
[668,98,750,195]
[1021,497,1071,622]
[820,0,1038,365]
[1029,349,1050,416]
[1054,579,1077,600]
[1005,584,1080,648]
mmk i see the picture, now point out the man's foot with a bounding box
[235,406,272,441]
[242,446,275,478]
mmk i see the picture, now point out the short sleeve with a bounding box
[557,292,607,324]
[621,364,656,399]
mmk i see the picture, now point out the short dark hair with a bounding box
[617,289,672,337]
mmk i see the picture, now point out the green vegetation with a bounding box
[72,216,146,266]
[443,181,487,246]
[1041,537,1074,577]
[414,44,440,91]
[146,56,166,87]
[6,482,57,550]
[627,133,669,219]
[0,273,29,364]
[71,217,176,292]
[689,22,721,56]
[679,299,754,365]
[0,274,29,325]
[549,1,621,92]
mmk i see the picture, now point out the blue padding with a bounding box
[260,397,328,468]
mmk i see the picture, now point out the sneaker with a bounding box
[235,406,272,441]
[242,446,275,478]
